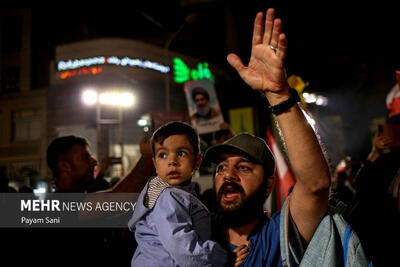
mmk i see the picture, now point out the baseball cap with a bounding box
[204,133,275,177]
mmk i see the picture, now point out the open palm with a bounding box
[227,9,289,95]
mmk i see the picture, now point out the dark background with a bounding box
[3,1,400,165]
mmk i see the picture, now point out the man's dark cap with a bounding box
[204,133,275,177]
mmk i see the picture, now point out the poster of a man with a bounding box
[184,79,224,134]
[191,87,220,122]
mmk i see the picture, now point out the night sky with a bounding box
[4,2,400,164]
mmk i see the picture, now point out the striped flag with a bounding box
[265,128,296,213]
[386,71,400,118]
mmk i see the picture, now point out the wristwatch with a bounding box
[269,88,300,115]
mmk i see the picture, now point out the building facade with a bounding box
[49,38,230,178]
[0,7,231,189]
[0,8,47,189]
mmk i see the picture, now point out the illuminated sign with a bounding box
[58,57,105,71]
[173,57,214,83]
[60,66,103,80]
[57,56,170,73]
[57,56,215,84]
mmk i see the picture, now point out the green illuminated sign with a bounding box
[173,57,214,83]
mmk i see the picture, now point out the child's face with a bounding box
[153,134,201,186]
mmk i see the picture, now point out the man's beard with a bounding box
[215,180,268,229]
[196,105,210,116]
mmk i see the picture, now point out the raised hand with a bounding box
[98,156,112,175]
[368,131,393,162]
[227,8,290,103]
[373,135,393,152]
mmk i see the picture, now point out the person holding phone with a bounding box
[347,125,400,265]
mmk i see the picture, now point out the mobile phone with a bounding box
[379,124,400,147]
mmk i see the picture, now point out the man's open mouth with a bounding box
[223,191,240,201]
[219,184,243,202]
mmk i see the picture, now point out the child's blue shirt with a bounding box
[128,176,227,267]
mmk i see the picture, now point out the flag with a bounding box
[386,71,400,118]
[287,74,309,109]
[265,128,296,213]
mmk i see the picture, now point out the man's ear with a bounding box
[57,160,71,174]
[194,154,202,170]
[266,176,275,197]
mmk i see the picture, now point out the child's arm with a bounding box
[153,188,227,266]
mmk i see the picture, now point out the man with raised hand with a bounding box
[205,8,331,266]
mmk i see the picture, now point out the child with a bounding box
[128,121,227,266]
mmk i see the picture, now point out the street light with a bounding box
[82,90,135,107]
[81,88,135,177]
[99,92,135,107]
[82,89,98,105]
[303,92,328,106]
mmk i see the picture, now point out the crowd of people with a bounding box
[330,117,400,265]
[2,7,399,267]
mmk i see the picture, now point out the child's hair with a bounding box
[151,121,200,157]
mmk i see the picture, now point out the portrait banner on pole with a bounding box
[386,71,400,118]
[184,79,224,134]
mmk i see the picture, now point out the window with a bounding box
[1,68,20,93]
[12,110,42,142]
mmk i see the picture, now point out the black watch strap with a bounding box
[269,88,300,115]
